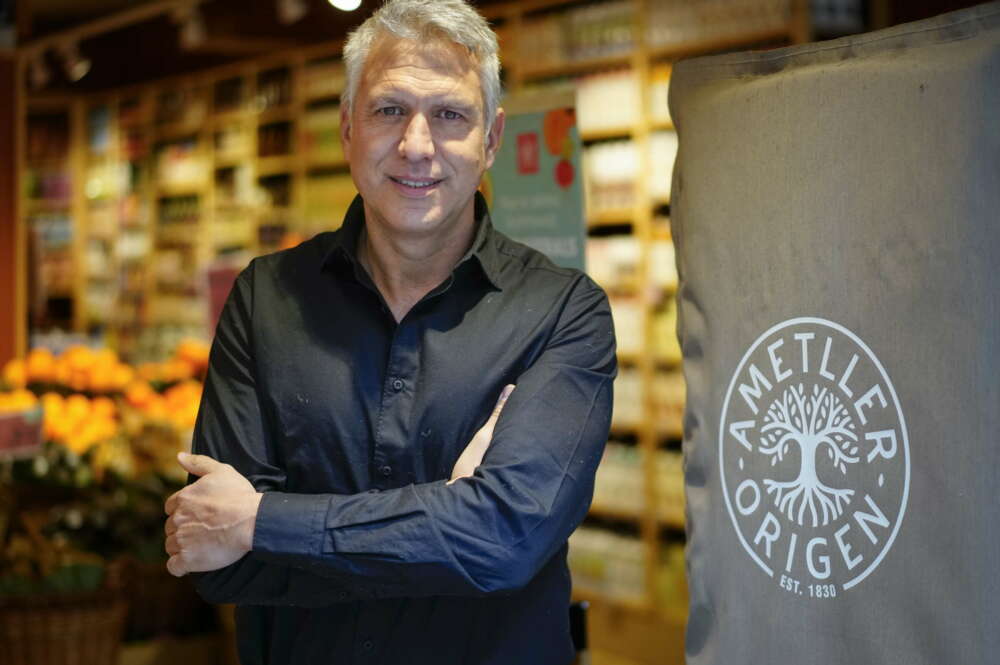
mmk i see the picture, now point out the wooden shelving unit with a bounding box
[486,1,811,662]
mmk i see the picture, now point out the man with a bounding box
[163,1,616,663]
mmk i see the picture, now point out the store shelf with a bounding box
[648,26,793,61]
[154,121,204,141]
[521,53,633,82]
[258,106,295,124]
[581,126,635,142]
[616,352,640,366]
[304,157,350,171]
[211,109,252,126]
[588,502,643,524]
[572,587,652,614]
[156,183,208,198]
[257,155,296,175]
[658,510,685,531]
[588,208,633,227]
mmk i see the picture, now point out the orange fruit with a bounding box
[26,348,56,382]
[2,359,27,389]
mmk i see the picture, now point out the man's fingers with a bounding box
[177,451,221,477]
[165,534,180,556]
[164,490,181,515]
[165,516,178,536]
[166,555,186,578]
[491,384,515,417]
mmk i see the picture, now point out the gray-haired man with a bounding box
[164,1,615,663]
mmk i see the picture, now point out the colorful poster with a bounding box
[484,108,585,270]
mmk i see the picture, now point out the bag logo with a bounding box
[719,317,909,598]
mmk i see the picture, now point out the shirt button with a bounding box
[380,465,392,477]
[363,639,374,650]
[391,378,404,392]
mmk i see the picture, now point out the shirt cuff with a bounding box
[252,491,328,557]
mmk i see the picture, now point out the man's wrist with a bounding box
[243,492,264,552]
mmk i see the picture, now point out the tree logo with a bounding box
[719,318,909,598]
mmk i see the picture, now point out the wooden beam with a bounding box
[0,53,21,363]
[15,0,32,43]
[185,36,301,56]
[17,0,201,56]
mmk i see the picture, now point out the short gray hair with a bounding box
[342,0,502,131]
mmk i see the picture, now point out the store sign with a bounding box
[486,107,585,270]
[0,408,44,460]
[719,317,909,596]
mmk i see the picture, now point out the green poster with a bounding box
[484,108,585,270]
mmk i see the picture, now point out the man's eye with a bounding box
[377,106,403,117]
[439,110,463,121]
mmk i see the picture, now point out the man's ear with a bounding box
[483,107,505,170]
[340,105,352,153]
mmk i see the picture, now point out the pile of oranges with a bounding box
[124,379,202,431]
[136,339,210,387]
[39,392,120,455]
[4,346,135,394]
[0,340,210,460]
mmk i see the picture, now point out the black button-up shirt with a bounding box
[190,194,616,665]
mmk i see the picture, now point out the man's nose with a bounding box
[399,113,435,161]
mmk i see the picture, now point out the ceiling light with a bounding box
[328,0,362,11]
[172,3,207,49]
[59,42,92,82]
[278,0,308,24]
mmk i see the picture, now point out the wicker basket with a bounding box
[0,590,127,665]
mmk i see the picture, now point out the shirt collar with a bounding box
[321,192,505,291]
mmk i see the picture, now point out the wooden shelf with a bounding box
[214,155,251,169]
[609,422,641,437]
[211,109,252,126]
[25,158,70,171]
[257,155,296,175]
[581,126,635,142]
[588,208,633,227]
[648,26,793,61]
[658,510,685,531]
[520,52,633,81]
[156,183,207,197]
[589,503,643,524]
[257,106,295,124]
[304,157,349,171]
[617,352,640,366]
[154,121,204,141]
[571,587,652,614]
[25,198,72,213]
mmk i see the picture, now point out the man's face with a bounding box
[341,36,504,241]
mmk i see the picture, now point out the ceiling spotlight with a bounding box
[59,42,92,82]
[172,3,207,49]
[29,55,51,90]
[278,0,308,24]
[328,0,361,11]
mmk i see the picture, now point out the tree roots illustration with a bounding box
[758,383,860,527]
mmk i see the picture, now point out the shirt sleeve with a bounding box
[250,274,617,598]
[187,260,363,607]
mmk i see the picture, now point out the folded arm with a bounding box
[167,263,615,605]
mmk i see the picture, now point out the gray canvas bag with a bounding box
[670,4,1000,664]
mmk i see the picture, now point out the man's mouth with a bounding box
[389,176,443,189]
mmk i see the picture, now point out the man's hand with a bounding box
[164,452,263,577]
[448,384,515,485]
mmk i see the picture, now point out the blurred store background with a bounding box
[0,1,984,664]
